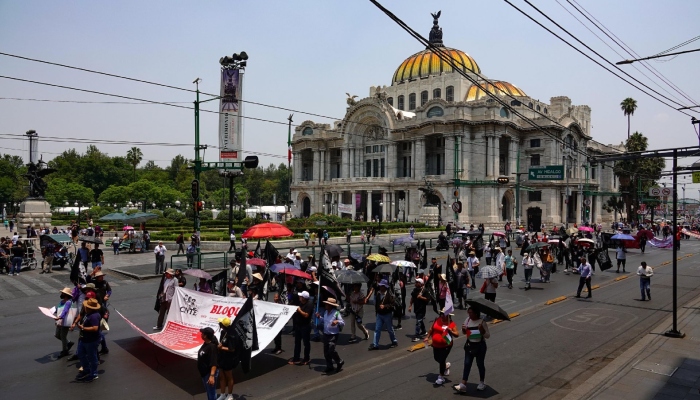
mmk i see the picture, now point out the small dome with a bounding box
[465,81,526,102]
[392,47,481,84]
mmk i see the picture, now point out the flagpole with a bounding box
[315,243,325,329]
[287,114,293,221]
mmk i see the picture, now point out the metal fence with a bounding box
[170,251,229,271]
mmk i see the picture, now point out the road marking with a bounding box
[614,275,629,281]
[3,276,40,296]
[22,275,59,294]
[583,285,600,293]
[551,308,638,332]
[0,282,17,300]
[491,312,520,325]
[546,296,567,305]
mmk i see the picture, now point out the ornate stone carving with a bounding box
[346,93,358,107]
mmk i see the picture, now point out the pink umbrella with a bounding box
[122,225,134,231]
[247,258,266,267]
[493,231,506,237]
[579,226,594,232]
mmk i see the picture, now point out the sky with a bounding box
[1,0,699,196]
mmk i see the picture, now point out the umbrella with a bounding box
[579,226,594,232]
[122,225,134,231]
[451,237,463,245]
[611,234,635,241]
[349,252,365,262]
[404,242,419,249]
[466,297,510,321]
[124,212,160,225]
[476,265,501,279]
[391,260,416,268]
[322,285,337,298]
[548,239,561,244]
[247,258,267,267]
[566,227,579,235]
[45,234,72,244]
[241,223,294,239]
[393,236,416,246]
[183,269,212,280]
[270,262,297,273]
[367,254,391,263]
[467,230,482,237]
[99,212,130,221]
[493,231,506,237]
[577,238,595,244]
[372,264,397,274]
[276,268,312,280]
[325,244,345,258]
[527,241,550,250]
[79,235,103,244]
[456,229,470,234]
[336,270,369,284]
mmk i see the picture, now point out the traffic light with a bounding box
[497,177,510,184]
[191,179,200,200]
[585,206,590,216]
[195,201,203,212]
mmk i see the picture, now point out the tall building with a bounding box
[290,13,623,228]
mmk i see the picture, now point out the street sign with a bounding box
[451,201,462,214]
[649,186,661,196]
[528,165,564,180]
[694,171,700,184]
[661,187,672,196]
[191,179,200,200]
[584,199,591,206]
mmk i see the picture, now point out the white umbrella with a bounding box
[476,265,501,279]
[391,260,417,268]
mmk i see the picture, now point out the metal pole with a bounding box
[228,174,234,236]
[515,144,520,226]
[665,148,684,338]
[454,136,459,224]
[194,79,202,268]
[287,114,293,221]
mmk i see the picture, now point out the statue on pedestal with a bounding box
[23,157,55,199]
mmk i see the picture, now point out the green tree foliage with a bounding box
[126,147,143,182]
[620,97,638,140]
[613,132,665,217]
[45,178,95,207]
[0,154,25,203]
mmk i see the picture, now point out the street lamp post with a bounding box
[378,201,383,236]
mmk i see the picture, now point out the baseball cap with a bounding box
[299,291,310,299]
[415,278,424,284]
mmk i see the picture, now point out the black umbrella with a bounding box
[467,230,481,237]
[326,244,344,258]
[336,270,369,284]
[79,235,103,244]
[466,297,510,321]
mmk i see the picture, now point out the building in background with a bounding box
[290,13,623,228]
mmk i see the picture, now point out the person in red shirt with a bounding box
[424,308,458,385]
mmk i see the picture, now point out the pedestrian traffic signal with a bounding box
[497,177,510,184]
[196,201,203,212]
[191,179,200,200]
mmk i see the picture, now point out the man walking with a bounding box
[367,279,398,350]
[154,269,177,331]
[408,278,429,341]
[288,291,314,365]
[317,298,345,373]
[41,241,54,274]
[176,232,185,255]
[346,227,352,244]
[637,261,653,301]
[522,252,534,290]
[576,256,592,299]
[615,243,627,273]
[154,241,166,275]
[228,230,236,253]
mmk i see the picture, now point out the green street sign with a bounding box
[693,171,700,184]
[528,165,564,181]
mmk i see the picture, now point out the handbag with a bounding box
[479,280,488,294]
[100,318,110,334]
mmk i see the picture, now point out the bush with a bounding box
[200,210,213,220]
[167,212,183,222]
[216,210,229,221]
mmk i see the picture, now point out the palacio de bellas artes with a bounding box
[290,13,624,229]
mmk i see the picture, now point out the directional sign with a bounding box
[528,165,564,180]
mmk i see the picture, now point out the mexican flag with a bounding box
[287,121,292,163]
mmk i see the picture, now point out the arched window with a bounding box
[397,95,405,110]
[420,91,428,106]
[510,100,521,106]
[446,86,454,102]
[409,93,416,110]
[499,108,510,118]
[528,102,533,109]
[427,106,444,118]
[544,108,548,114]
[302,127,313,136]
[433,88,441,99]
[387,97,393,107]
[536,105,541,111]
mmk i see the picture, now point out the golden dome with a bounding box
[392,47,481,84]
[465,81,526,102]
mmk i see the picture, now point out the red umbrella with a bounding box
[493,231,506,237]
[275,268,312,280]
[241,223,294,239]
[247,258,266,267]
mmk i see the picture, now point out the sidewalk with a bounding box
[564,294,700,400]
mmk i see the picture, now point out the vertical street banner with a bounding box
[219,68,243,162]
[117,287,295,360]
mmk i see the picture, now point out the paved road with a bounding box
[1,240,698,399]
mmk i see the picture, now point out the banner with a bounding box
[648,236,673,249]
[337,203,353,214]
[682,229,700,240]
[219,69,243,162]
[117,287,295,360]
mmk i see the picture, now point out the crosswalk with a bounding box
[0,270,137,300]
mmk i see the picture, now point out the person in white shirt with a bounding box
[494,248,505,282]
[466,251,480,288]
[522,253,535,290]
[615,244,627,273]
[576,256,592,298]
[228,230,236,253]
[637,261,653,301]
[154,241,167,275]
[154,268,177,331]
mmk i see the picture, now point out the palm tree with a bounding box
[620,97,638,140]
[126,147,143,182]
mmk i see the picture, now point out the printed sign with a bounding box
[529,165,564,180]
[219,69,243,162]
[337,203,353,214]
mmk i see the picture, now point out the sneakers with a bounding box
[216,394,228,400]
[83,374,98,383]
[435,375,445,385]
[336,359,345,372]
[273,349,284,355]
[75,372,90,381]
[394,325,402,330]
[477,382,486,391]
[411,337,421,342]
[453,383,467,393]
[368,345,378,351]
[390,342,398,348]
[445,362,451,376]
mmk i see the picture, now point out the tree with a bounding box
[44,178,94,208]
[620,97,637,140]
[126,147,143,182]
[613,132,665,219]
[167,155,188,181]
[603,196,625,222]
[97,185,131,205]
[0,154,25,203]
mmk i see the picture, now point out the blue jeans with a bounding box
[372,312,397,347]
[78,340,100,378]
[201,370,219,400]
[640,278,651,300]
[414,312,426,336]
[463,340,487,382]
[11,257,21,274]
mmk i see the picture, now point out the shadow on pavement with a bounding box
[654,357,700,398]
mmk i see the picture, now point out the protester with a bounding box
[409,278,430,341]
[367,279,398,350]
[288,290,314,365]
[483,274,498,303]
[466,251,479,287]
[576,256,593,299]
[197,327,219,400]
[186,241,196,268]
[615,243,627,273]
[347,284,369,343]
[228,230,236,253]
[91,270,111,355]
[154,269,177,331]
[455,263,469,309]
[453,307,490,393]
[89,243,104,270]
[522,252,534,290]
[542,247,553,283]
[504,250,516,289]
[437,273,449,310]
[637,261,654,301]
[78,241,90,270]
[75,298,102,383]
[271,292,285,355]
[226,279,243,297]
[154,241,167,275]
[112,234,120,255]
[10,241,23,276]
[217,318,238,400]
[54,287,76,358]
[41,240,55,274]
[317,298,345,373]
[424,308,458,385]
[174,269,187,287]
[176,232,185,255]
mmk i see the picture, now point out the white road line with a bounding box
[3,276,40,296]
[0,281,17,300]
[22,275,59,294]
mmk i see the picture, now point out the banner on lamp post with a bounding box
[219,69,243,162]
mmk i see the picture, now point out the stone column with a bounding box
[576,190,583,226]
[415,139,425,178]
[293,152,300,182]
[485,136,493,178]
[510,139,518,178]
[351,191,357,220]
[341,148,349,178]
[367,191,373,222]
[387,143,397,178]
[461,135,470,180]
[445,136,454,178]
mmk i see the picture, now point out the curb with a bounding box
[545,296,567,305]
[614,275,629,281]
[491,312,520,325]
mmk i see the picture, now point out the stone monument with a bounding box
[418,179,442,227]
[17,130,54,229]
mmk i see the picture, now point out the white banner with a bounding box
[337,203,353,214]
[219,69,243,162]
[117,287,295,360]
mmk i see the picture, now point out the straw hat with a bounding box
[83,298,101,311]
[165,268,175,275]
[93,271,105,278]
[252,272,263,281]
[469,251,476,255]
[60,287,73,297]
[323,298,339,307]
